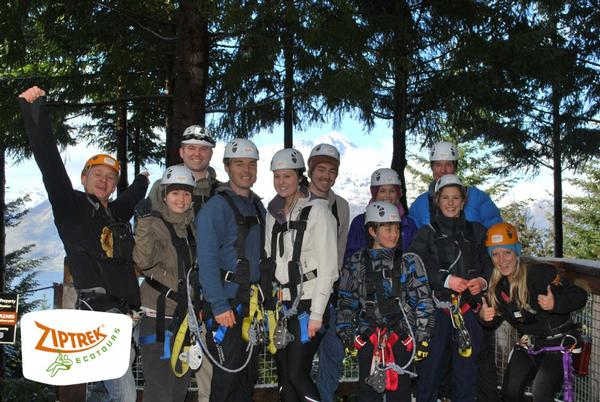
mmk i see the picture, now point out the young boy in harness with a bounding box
[337,201,435,402]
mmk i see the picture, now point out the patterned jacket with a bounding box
[336,247,435,343]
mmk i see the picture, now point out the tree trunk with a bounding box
[170,0,209,165]
[133,128,140,175]
[165,65,175,166]
[283,1,294,148]
[0,148,5,378]
[552,84,563,257]
[116,105,128,194]
[390,4,411,214]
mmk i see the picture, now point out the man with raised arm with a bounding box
[19,86,149,401]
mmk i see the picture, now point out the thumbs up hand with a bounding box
[479,297,496,322]
[537,285,555,311]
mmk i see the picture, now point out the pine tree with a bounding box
[1,196,53,400]
[563,162,600,260]
[500,199,553,257]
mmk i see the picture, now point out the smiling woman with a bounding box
[133,164,197,402]
[265,148,338,402]
[408,173,493,402]
[480,222,588,402]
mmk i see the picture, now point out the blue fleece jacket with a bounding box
[196,186,266,316]
[408,183,502,230]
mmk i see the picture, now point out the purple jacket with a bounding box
[343,212,417,264]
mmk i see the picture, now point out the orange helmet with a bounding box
[486,222,521,255]
[82,154,120,176]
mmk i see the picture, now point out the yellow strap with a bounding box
[265,310,278,354]
[170,314,190,378]
[242,285,263,342]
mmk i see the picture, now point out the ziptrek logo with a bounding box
[22,310,132,385]
[34,321,107,353]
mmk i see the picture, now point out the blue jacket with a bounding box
[196,185,266,316]
[409,183,502,229]
[343,212,417,264]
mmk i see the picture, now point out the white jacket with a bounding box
[265,196,339,321]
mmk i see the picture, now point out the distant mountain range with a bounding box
[6,132,552,277]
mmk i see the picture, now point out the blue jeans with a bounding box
[89,345,137,402]
[316,307,344,402]
[416,309,483,402]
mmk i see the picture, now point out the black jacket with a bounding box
[19,96,148,311]
[409,211,493,302]
[485,259,588,338]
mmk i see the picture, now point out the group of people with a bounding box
[19,85,588,402]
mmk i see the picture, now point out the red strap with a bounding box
[354,335,367,350]
[385,331,399,391]
[402,335,414,352]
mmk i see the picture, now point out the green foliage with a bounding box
[500,198,553,257]
[564,162,600,260]
[407,137,518,203]
[0,377,55,402]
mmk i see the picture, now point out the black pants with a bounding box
[206,312,258,402]
[478,326,501,401]
[357,334,412,402]
[139,316,191,402]
[275,303,323,402]
[502,346,564,402]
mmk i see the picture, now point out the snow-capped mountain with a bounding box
[5,131,552,275]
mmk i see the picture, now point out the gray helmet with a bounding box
[365,201,401,224]
[161,165,196,189]
[434,174,464,193]
[430,141,458,162]
[370,168,401,186]
[270,148,305,171]
[223,138,259,160]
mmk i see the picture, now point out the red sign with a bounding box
[0,293,19,344]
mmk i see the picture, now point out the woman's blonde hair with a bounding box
[487,255,534,312]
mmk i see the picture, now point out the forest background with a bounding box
[0,0,599,397]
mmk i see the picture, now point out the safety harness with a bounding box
[182,191,270,373]
[75,196,139,314]
[427,221,478,358]
[270,206,315,313]
[138,214,198,376]
[192,179,220,216]
[353,250,419,392]
[522,334,579,402]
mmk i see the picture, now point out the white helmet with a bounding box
[270,148,305,171]
[223,138,259,160]
[307,143,340,171]
[161,165,196,189]
[434,174,464,193]
[308,143,340,162]
[370,168,401,186]
[181,125,216,147]
[365,201,401,224]
[430,141,458,162]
